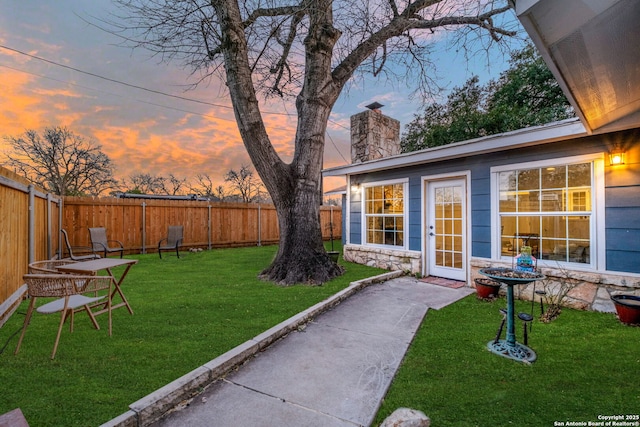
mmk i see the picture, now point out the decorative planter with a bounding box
[611,294,640,325]
[474,277,502,299]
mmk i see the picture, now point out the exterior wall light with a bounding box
[609,148,626,166]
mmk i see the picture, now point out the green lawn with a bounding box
[0,243,384,427]
[2,245,638,427]
[374,294,640,427]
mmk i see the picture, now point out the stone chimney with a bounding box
[350,102,400,164]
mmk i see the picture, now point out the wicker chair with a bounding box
[15,274,113,359]
[89,227,124,258]
[158,225,183,259]
[28,259,79,274]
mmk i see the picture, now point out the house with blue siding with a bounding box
[323,114,640,312]
[324,0,640,312]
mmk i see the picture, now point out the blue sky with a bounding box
[0,0,526,191]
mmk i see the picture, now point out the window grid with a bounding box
[499,162,592,264]
[364,183,405,247]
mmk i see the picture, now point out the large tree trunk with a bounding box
[112,0,516,285]
[260,178,343,285]
[215,0,344,285]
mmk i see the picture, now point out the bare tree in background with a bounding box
[191,174,214,197]
[163,173,188,195]
[214,185,228,201]
[124,173,166,194]
[224,165,265,203]
[108,0,518,284]
[3,126,118,196]
[190,173,229,201]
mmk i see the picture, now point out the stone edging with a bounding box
[99,270,404,427]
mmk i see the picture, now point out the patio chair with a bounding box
[61,229,100,261]
[158,225,183,259]
[89,227,124,258]
[14,273,113,359]
[29,259,79,274]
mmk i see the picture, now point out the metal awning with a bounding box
[515,0,640,133]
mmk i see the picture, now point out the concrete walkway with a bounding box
[138,275,474,427]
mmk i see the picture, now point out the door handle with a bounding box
[429,232,435,236]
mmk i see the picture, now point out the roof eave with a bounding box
[323,118,586,177]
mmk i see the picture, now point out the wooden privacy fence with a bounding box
[62,196,342,255]
[0,167,61,327]
[1,184,341,323]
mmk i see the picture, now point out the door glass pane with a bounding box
[454,236,462,251]
[453,252,463,268]
[453,219,462,234]
[444,219,452,234]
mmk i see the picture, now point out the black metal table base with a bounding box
[487,339,537,363]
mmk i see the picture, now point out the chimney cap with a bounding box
[365,101,384,110]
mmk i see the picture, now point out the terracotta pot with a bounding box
[611,294,640,325]
[474,277,501,299]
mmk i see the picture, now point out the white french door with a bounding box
[426,178,467,281]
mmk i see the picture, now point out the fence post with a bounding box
[208,204,212,250]
[58,197,64,258]
[46,193,53,259]
[257,204,262,246]
[28,185,35,263]
[141,202,146,254]
[330,205,333,243]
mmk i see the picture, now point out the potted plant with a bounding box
[474,277,502,300]
[610,294,640,325]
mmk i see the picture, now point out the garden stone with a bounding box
[380,408,431,427]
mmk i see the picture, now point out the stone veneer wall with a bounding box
[471,258,640,313]
[342,244,640,313]
[343,244,422,274]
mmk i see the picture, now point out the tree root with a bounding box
[260,251,344,286]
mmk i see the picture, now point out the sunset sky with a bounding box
[0,1,524,194]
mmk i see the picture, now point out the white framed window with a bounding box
[492,154,604,267]
[362,179,407,248]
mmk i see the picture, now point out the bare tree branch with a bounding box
[2,127,118,196]
[103,0,520,283]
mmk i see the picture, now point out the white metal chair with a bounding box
[15,273,113,359]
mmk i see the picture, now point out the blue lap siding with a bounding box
[344,127,640,274]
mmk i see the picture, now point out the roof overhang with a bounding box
[323,119,586,177]
[515,0,640,134]
[324,185,347,196]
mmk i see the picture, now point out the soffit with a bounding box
[516,0,640,133]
